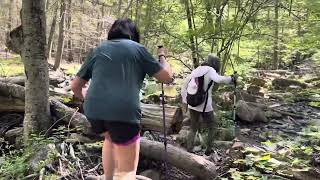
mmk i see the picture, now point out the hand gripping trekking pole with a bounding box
[158,45,168,179]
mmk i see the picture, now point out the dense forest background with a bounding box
[0,0,320,179]
[1,0,319,73]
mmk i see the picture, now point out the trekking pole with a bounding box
[229,58,238,124]
[158,45,168,179]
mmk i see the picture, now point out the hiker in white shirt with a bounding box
[181,54,237,155]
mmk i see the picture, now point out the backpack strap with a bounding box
[202,80,213,114]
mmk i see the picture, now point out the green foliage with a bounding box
[0,135,54,179]
[228,125,320,179]
[65,64,80,75]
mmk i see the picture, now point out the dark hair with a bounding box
[107,18,140,43]
[201,54,221,73]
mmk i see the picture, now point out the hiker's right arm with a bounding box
[153,47,173,83]
[140,46,173,84]
[208,68,232,84]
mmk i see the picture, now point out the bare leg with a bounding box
[113,138,140,180]
[101,132,115,180]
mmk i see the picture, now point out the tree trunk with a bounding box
[47,3,59,60]
[8,0,16,31]
[21,0,50,142]
[117,0,122,18]
[134,0,140,26]
[142,0,152,46]
[66,0,73,62]
[273,0,279,69]
[184,0,198,68]
[53,0,66,70]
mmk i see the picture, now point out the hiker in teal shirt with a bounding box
[71,19,173,180]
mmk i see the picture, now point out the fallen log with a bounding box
[0,82,25,100]
[141,103,183,134]
[0,75,65,87]
[51,100,183,135]
[50,99,92,135]
[86,138,217,180]
[140,137,216,180]
[0,96,24,112]
[0,82,183,134]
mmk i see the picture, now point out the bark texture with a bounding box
[21,0,50,140]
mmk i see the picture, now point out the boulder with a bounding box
[236,100,268,123]
[247,85,264,96]
[214,128,235,141]
[219,90,259,109]
[272,78,307,90]
[250,77,267,87]
[29,144,59,172]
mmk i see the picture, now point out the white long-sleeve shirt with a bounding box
[181,66,232,112]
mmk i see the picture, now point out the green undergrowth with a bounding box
[0,57,24,77]
[0,135,55,179]
[225,126,320,179]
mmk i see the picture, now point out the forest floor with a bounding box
[0,52,320,179]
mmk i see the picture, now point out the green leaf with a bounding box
[303,147,313,155]
[257,154,271,162]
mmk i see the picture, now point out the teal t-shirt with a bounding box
[76,39,162,124]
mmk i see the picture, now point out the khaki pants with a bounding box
[186,109,216,154]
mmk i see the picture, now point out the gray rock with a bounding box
[193,145,202,152]
[272,78,307,90]
[236,100,268,123]
[247,85,262,96]
[29,144,59,171]
[250,77,267,87]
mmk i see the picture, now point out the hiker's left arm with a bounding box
[71,49,96,100]
[71,77,87,100]
[208,68,232,84]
